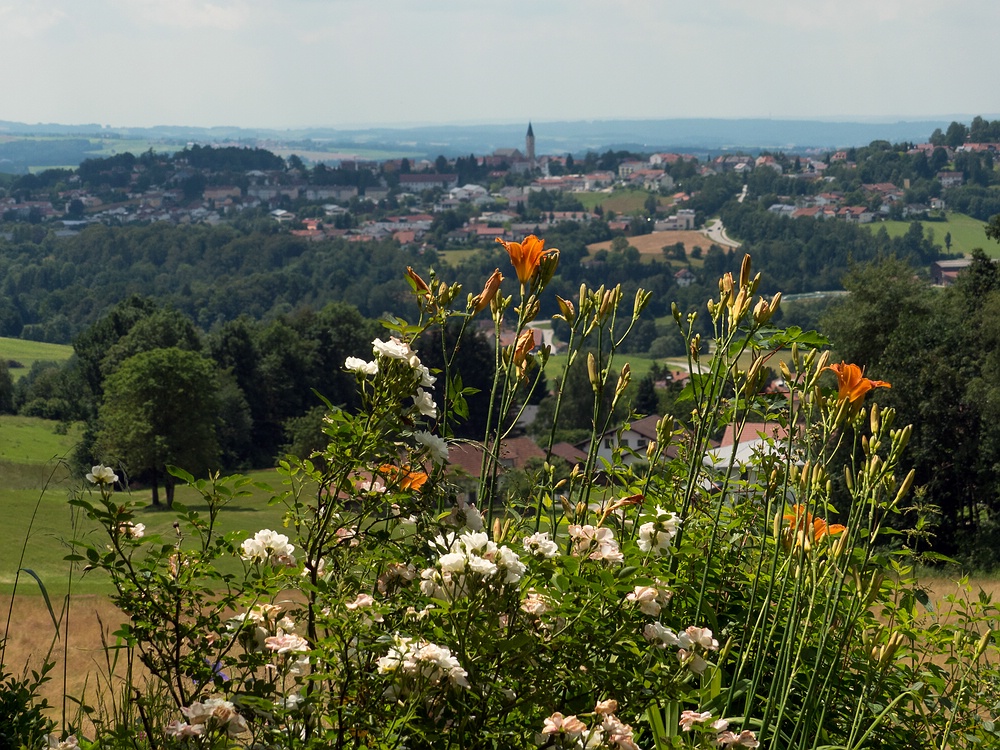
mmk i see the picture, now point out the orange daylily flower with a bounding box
[782,503,846,550]
[471,268,504,313]
[827,362,890,406]
[379,465,429,492]
[497,234,551,285]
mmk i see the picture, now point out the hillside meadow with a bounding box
[0,337,74,381]
[866,212,993,257]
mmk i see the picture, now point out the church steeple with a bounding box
[525,122,536,167]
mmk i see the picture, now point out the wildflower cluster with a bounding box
[167,697,249,739]
[537,700,640,750]
[239,528,296,566]
[643,625,720,674]
[420,530,526,600]
[377,635,470,697]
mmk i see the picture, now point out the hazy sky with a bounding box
[3,0,999,129]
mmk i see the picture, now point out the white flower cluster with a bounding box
[240,529,296,566]
[86,464,118,486]
[625,585,671,617]
[536,701,640,750]
[118,521,145,540]
[567,524,624,564]
[46,734,79,750]
[522,531,560,559]
[643,624,719,675]
[420,531,526,600]
[227,603,296,651]
[377,635,469,696]
[678,711,758,748]
[637,506,681,555]
[168,698,248,738]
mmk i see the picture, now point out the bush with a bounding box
[52,242,1000,749]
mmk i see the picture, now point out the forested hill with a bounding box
[0,211,943,345]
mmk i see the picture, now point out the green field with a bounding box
[0,337,74,380]
[866,213,993,257]
[0,415,293,595]
[573,189,670,215]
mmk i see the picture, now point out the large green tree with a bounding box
[95,347,220,508]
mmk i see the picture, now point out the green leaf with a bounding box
[18,569,60,637]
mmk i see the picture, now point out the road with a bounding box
[703,219,740,248]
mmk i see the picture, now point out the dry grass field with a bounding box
[587,229,736,259]
[1,593,128,726]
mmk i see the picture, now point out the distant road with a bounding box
[703,219,740,248]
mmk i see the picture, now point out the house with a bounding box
[703,420,800,481]
[931,259,973,286]
[674,268,697,287]
[937,171,964,188]
[398,174,459,193]
[585,415,669,467]
[447,437,546,505]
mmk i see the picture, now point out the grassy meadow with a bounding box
[0,337,74,381]
[573,189,671,215]
[867,212,993,257]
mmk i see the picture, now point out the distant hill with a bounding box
[0,117,964,165]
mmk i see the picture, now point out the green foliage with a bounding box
[95,347,221,507]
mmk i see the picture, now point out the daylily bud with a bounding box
[537,248,560,288]
[752,297,771,324]
[779,360,792,381]
[739,254,752,290]
[750,272,762,294]
[671,301,682,324]
[646,440,657,460]
[615,362,631,398]
[471,269,503,313]
[690,334,701,361]
[707,299,718,318]
[556,295,576,323]
[517,296,540,323]
[587,352,600,392]
[406,266,431,297]
[893,469,916,508]
[633,288,651,319]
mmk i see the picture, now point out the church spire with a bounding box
[525,122,536,167]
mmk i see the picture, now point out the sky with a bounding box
[3,0,1000,130]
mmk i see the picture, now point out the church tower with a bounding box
[526,122,536,168]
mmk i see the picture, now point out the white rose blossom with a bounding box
[372,337,413,361]
[240,529,296,566]
[118,521,145,540]
[345,356,378,375]
[523,531,560,559]
[413,387,438,418]
[414,430,449,464]
[180,698,248,737]
[86,464,118,485]
[377,635,469,696]
[637,506,681,555]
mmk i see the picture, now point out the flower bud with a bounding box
[633,288,651,319]
[739,254,752,290]
[556,295,576,323]
[615,362,631,398]
[587,352,600,392]
[671,301,682,324]
[537,249,560,288]
[406,266,431,297]
[471,269,503,313]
